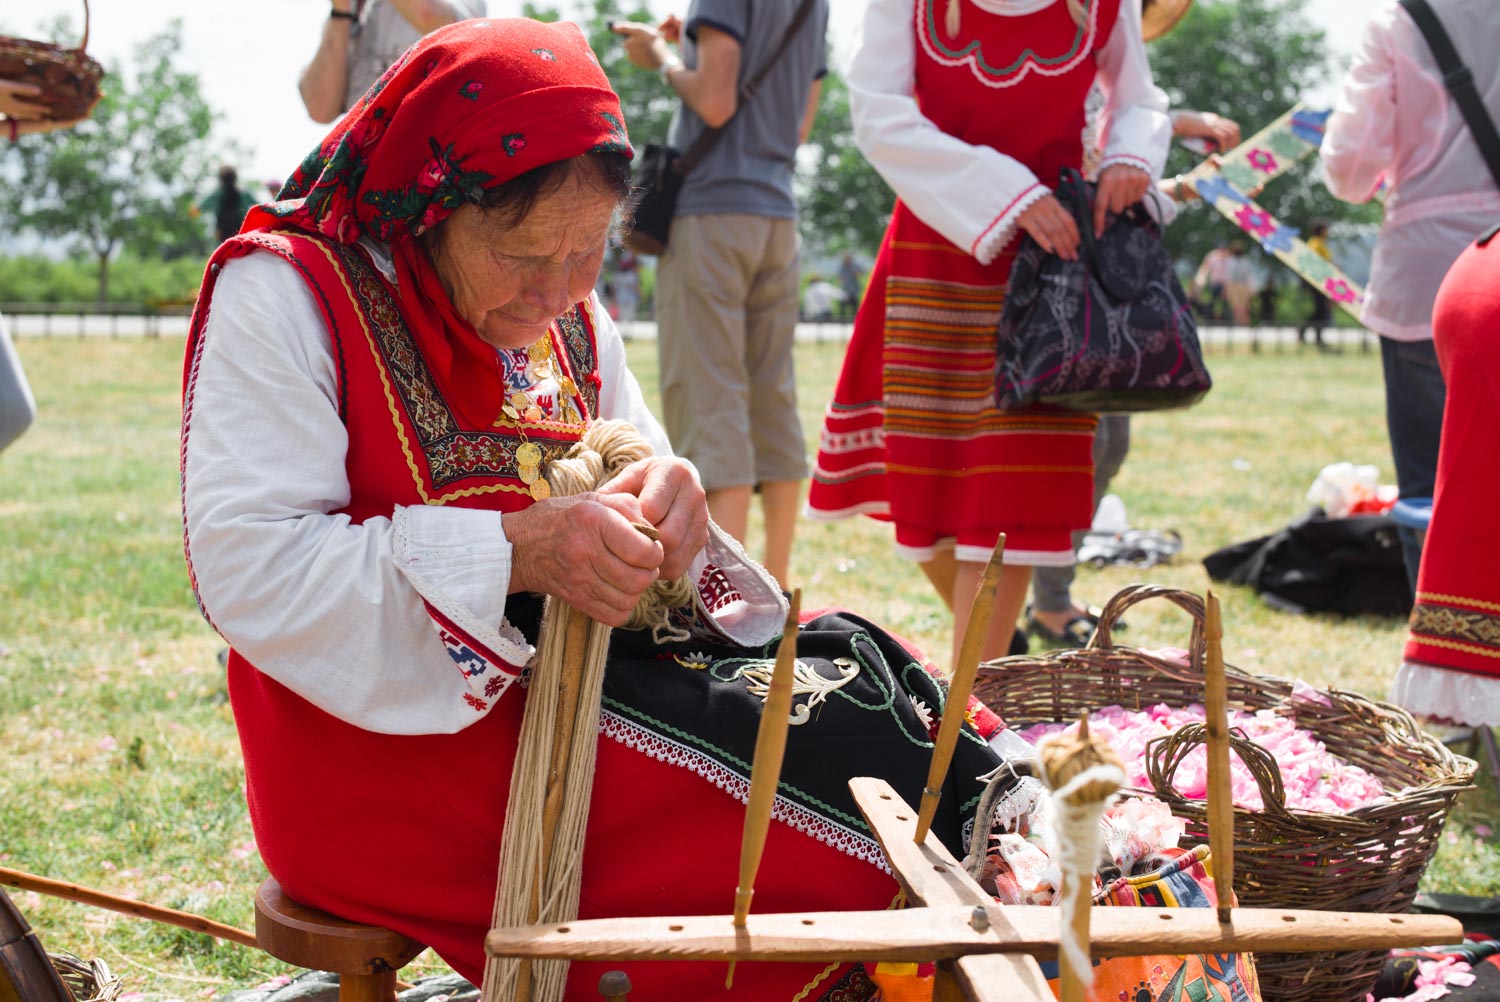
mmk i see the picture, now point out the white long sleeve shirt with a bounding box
[182,246,675,735]
[1321,0,1500,341]
[847,0,1171,264]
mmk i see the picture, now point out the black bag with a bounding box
[995,168,1211,412]
[1202,510,1413,617]
[623,143,684,256]
[620,0,819,256]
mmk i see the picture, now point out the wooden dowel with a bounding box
[0,865,257,949]
[1203,590,1235,925]
[726,590,802,988]
[916,535,1006,844]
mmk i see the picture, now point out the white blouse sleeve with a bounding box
[590,297,675,460]
[846,0,1050,265]
[1321,4,1398,204]
[183,251,529,736]
[1093,0,1171,180]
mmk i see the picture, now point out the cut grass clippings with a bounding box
[0,337,1495,998]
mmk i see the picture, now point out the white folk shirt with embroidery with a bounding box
[848,0,1171,265]
[183,243,672,735]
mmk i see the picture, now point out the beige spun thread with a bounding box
[481,420,692,1002]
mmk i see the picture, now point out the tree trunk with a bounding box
[96,250,111,305]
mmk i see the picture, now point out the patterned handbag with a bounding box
[995,168,1211,413]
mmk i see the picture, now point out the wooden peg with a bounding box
[726,589,802,988]
[917,535,1006,844]
[1203,589,1235,925]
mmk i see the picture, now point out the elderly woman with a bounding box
[181,19,1010,1001]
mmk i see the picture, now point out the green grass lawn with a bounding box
[1,337,1496,997]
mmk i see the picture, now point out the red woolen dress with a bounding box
[806,0,1168,566]
[1392,228,1500,726]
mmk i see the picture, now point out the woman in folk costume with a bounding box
[180,18,1014,1001]
[1390,226,1500,729]
[806,0,1171,663]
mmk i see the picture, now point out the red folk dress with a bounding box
[808,0,1165,566]
[1392,230,1500,726]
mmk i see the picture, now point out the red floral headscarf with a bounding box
[240,17,631,428]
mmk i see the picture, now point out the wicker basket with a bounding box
[973,584,1476,1002]
[0,0,103,123]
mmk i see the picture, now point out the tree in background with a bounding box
[1148,0,1381,271]
[798,70,893,257]
[0,21,227,303]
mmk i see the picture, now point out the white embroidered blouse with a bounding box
[848,0,1172,265]
[182,244,672,736]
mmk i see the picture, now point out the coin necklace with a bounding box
[501,335,575,502]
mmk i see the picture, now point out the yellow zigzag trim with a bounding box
[1419,592,1500,614]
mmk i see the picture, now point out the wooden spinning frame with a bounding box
[487,579,1463,1001]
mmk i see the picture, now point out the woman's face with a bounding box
[429,175,616,350]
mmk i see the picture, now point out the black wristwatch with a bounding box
[329,8,357,20]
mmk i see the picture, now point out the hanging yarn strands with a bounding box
[481,420,695,1002]
[1035,713,1126,1002]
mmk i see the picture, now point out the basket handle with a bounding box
[1144,722,1297,822]
[1087,585,1208,673]
[76,0,91,53]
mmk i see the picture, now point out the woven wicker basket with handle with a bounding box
[0,0,103,123]
[973,584,1476,1002]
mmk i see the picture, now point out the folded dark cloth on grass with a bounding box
[1203,508,1412,617]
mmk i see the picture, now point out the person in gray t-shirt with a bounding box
[299,0,486,124]
[614,0,827,589]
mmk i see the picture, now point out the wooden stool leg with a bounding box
[598,970,632,1000]
[338,970,397,1002]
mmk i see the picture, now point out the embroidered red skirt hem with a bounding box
[808,211,1096,564]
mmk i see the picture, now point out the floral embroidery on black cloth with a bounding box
[592,606,1007,864]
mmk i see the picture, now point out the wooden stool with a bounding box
[255,879,424,1002]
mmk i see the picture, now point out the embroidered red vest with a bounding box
[184,230,604,709]
[895,0,1123,273]
[189,230,602,520]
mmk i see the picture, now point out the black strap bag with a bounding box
[622,0,818,256]
[995,168,1211,412]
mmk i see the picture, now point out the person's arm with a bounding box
[386,0,479,34]
[1321,3,1398,203]
[0,80,97,137]
[299,1,355,124]
[1092,0,1171,230]
[614,19,742,128]
[799,77,822,144]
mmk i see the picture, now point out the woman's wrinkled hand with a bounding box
[598,457,708,581]
[1094,164,1151,234]
[1016,194,1080,261]
[503,492,665,627]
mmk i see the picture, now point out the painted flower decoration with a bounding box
[1234,204,1276,237]
[1324,278,1359,303]
[502,132,527,157]
[532,47,556,61]
[675,651,713,671]
[1193,175,1250,207]
[1260,223,1300,255]
[1246,148,1278,174]
[458,79,484,101]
